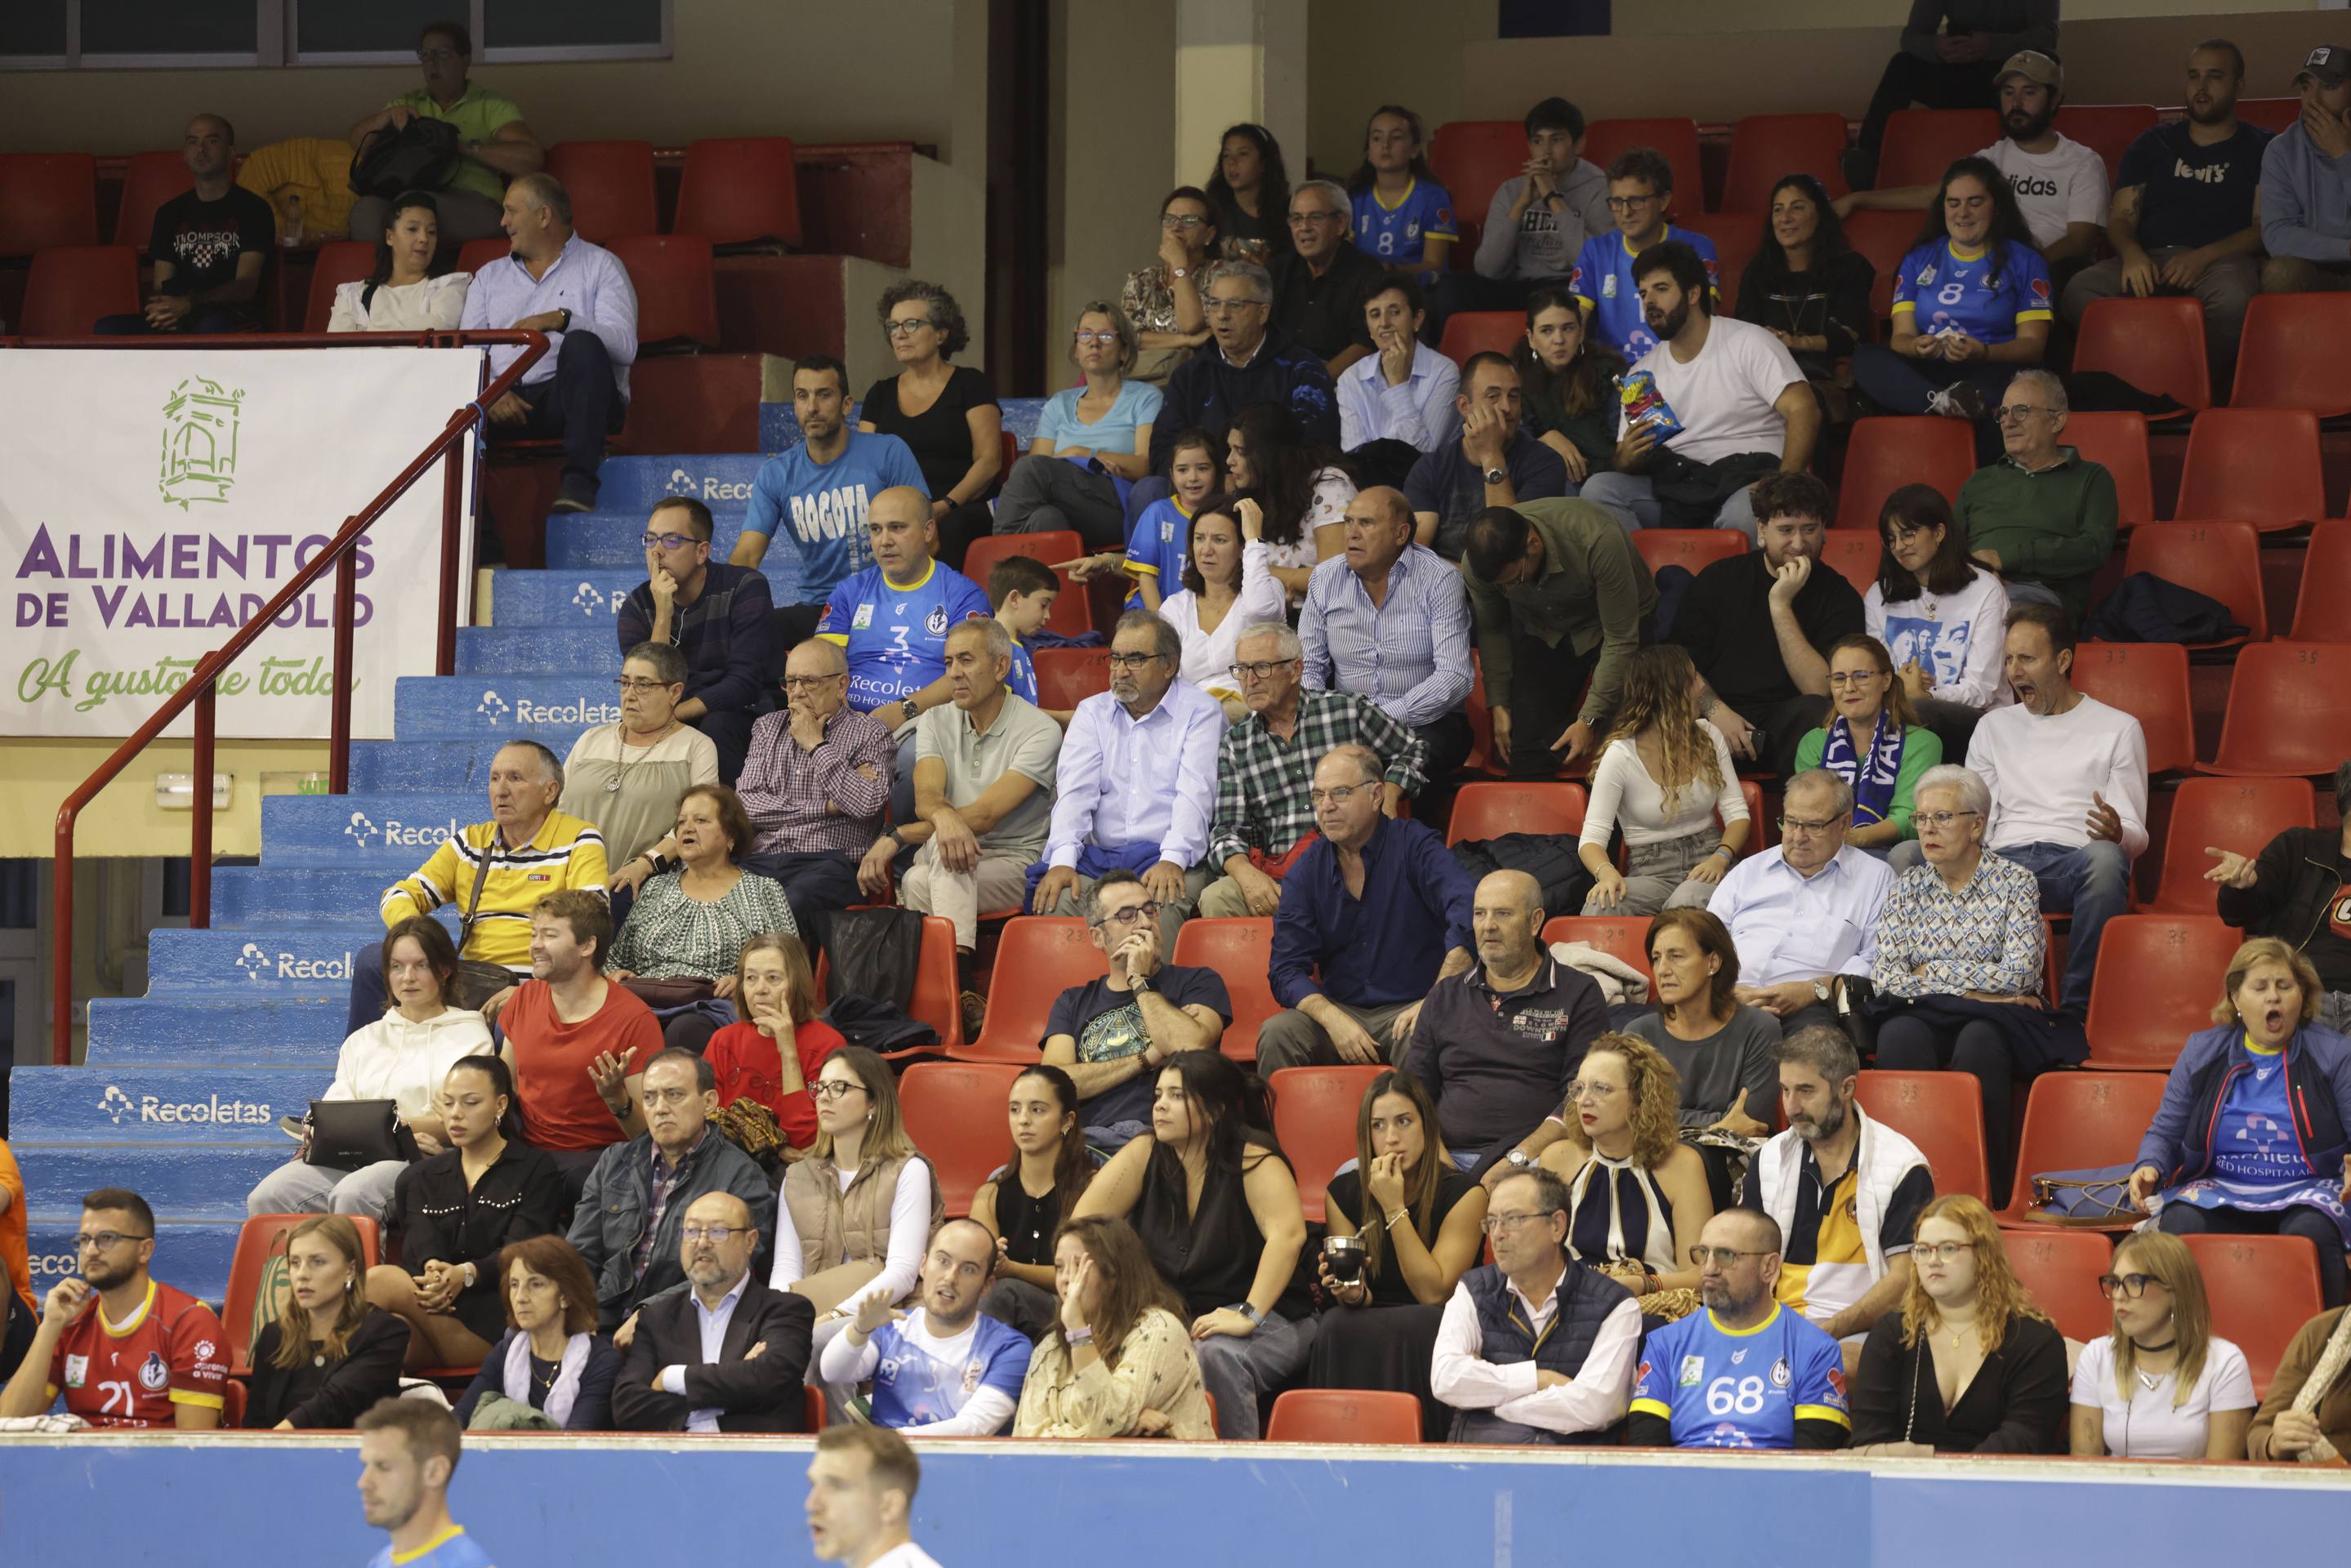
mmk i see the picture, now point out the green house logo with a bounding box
[158,376,246,509]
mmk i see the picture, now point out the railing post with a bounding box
[190,666,216,929]
[330,543,357,794]
[51,829,74,1065]
[438,437,463,678]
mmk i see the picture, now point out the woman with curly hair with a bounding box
[1537,1033,1713,1303]
[860,279,1004,568]
[1849,1195,2068,1454]
[1577,644,1752,916]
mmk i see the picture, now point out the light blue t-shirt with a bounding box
[817,559,994,714]
[1352,177,1457,269]
[864,1314,1033,1432]
[1889,238,2055,347]
[1570,224,1722,363]
[1034,381,1164,465]
[368,1526,495,1568]
[743,430,929,604]
[1006,633,1039,706]
[1122,496,1194,609]
[1629,1303,1849,1450]
[2210,1038,2313,1183]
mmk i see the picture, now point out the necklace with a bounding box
[1946,1321,1978,1350]
[607,724,673,793]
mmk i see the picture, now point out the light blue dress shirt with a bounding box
[1043,679,1226,871]
[658,1272,748,1432]
[1337,339,1462,453]
[461,233,640,398]
[1706,844,1896,987]
[1298,543,1474,729]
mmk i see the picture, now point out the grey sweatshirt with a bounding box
[1474,162,1614,281]
[2261,122,2351,262]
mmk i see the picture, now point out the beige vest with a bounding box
[780,1151,944,1315]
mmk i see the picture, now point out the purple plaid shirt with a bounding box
[734,703,897,858]
[632,1127,715,1281]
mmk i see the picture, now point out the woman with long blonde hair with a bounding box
[1537,1034,1712,1300]
[244,1215,410,1428]
[1850,1195,2068,1454]
[2069,1230,2255,1459]
[1578,645,1751,915]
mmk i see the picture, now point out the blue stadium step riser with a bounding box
[213,866,409,926]
[15,1068,331,1144]
[587,456,768,514]
[457,625,622,675]
[19,1146,285,1218]
[141,926,417,1000]
[350,739,506,795]
[26,1222,238,1308]
[263,791,497,867]
[486,569,643,628]
[85,1000,346,1063]
[394,674,627,744]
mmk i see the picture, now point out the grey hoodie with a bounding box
[1474,160,1614,281]
[2260,122,2351,262]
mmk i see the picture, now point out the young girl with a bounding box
[971,1064,1099,1341]
[1348,104,1455,280]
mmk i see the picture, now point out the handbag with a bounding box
[2019,1162,2144,1225]
[304,1098,418,1170]
[620,977,716,1010]
[349,115,462,199]
[448,839,518,1011]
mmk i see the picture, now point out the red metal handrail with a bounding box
[17,329,551,1064]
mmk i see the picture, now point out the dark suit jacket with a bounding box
[243,1308,411,1429]
[610,1276,814,1433]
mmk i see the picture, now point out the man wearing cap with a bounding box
[2062,40,2272,378]
[1840,50,2108,285]
[2260,44,2351,293]
[1843,3,2063,193]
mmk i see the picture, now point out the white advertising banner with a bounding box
[1,346,484,739]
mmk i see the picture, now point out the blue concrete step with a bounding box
[14,1067,332,1144]
[394,672,622,743]
[488,569,639,628]
[17,1144,285,1219]
[215,864,403,926]
[544,509,746,570]
[589,455,766,514]
[28,1220,241,1310]
[84,1000,345,1064]
[262,792,481,868]
[350,738,502,794]
[457,624,619,676]
[143,924,403,999]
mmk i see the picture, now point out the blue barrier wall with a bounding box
[3,1437,2348,1568]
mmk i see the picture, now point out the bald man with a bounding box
[96,114,273,336]
[1399,868,1609,1174]
[816,1218,1033,1436]
[1299,485,1477,782]
[816,485,995,823]
[613,1189,814,1433]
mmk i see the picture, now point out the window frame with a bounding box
[0,0,671,69]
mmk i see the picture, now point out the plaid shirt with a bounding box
[1207,688,1430,868]
[733,703,897,858]
[632,1127,715,1282]
[1871,852,2047,1001]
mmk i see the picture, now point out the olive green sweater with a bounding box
[1953,448,2118,622]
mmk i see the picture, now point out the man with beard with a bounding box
[613,1189,814,1432]
[2063,41,2271,378]
[1841,51,2108,285]
[818,1219,1033,1434]
[1579,243,1817,544]
[97,114,270,334]
[1742,1028,1934,1353]
[1626,1209,1851,1449]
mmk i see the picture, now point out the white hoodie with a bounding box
[326,1006,494,1118]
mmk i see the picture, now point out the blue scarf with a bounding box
[1820,712,1906,830]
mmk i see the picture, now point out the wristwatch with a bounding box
[1171,266,1189,280]
[1505,1150,1534,1170]
[1812,978,1833,1004]
[1482,466,1509,486]
[555,307,572,332]
[1231,1302,1264,1327]
[898,696,920,724]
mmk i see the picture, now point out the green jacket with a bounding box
[1793,720,1945,840]
[1464,497,1657,726]
[1953,448,2118,622]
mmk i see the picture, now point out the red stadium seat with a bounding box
[2052,105,2159,183]
[1722,113,1851,212]
[2083,916,2241,1069]
[1265,1388,1423,1445]
[2122,522,2265,649]
[1854,1071,1991,1205]
[546,140,658,240]
[608,234,720,350]
[1033,647,1111,710]
[1676,211,1762,316]
[2291,520,2351,642]
[1269,1066,1384,1223]
[0,152,100,255]
[2230,292,2351,416]
[1846,210,1921,324]
[224,1214,382,1376]
[2001,1073,2169,1226]
[1437,310,1523,367]
[804,1385,828,1432]
[456,238,509,277]
[2073,297,2210,414]
[2237,99,2302,135]
[2001,1229,2115,1343]
[1582,119,1703,214]
[673,137,802,248]
[2147,777,2316,916]
[2175,409,2326,534]
[301,240,376,334]
[1446,782,1588,847]
[1173,917,1279,1063]
[221,1378,248,1429]
[2072,643,2195,775]
[1632,528,1747,579]
[2204,643,2351,777]
[1835,416,1977,533]
[905,915,966,1057]
[899,1062,1024,1215]
[112,149,191,250]
[2059,412,2154,528]
[954,918,1104,1065]
[2179,1233,2326,1399]
[1429,120,1528,263]
[1819,530,1881,596]
[1539,915,1653,981]
[20,244,139,336]
[962,532,1090,637]
[1878,109,1999,189]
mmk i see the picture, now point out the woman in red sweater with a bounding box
[703,933,845,1149]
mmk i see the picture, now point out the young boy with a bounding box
[1116,429,1224,611]
[985,554,1061,718]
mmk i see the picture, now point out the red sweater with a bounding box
[704,1017,848,1146]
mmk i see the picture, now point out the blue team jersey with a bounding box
[1006,633,1039,706]
[743,429,930,604]
[866,1315,1033,1432]
[817,559,993,714]
[1629,1303,1850,1450]
[1570,225,1722,363]
[1889,238,2054,346]
[1352,177,1457,268]
[1122,497,1194,608]
[368,1526,495,1568]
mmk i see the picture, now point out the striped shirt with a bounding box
[1206,688,1429,868]
[733,704,897,859]
[1297,544,1474,728]
[380,813,609,973]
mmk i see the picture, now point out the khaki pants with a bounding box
[2260,255,2351,295]
[1198,875,1271,920]
[900,840,1030,951]
[1256,999,1416,1076]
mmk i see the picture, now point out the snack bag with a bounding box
[1617,370,1684,443]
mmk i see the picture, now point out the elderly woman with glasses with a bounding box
[859,280,1003,569]
[995,302,1163,550]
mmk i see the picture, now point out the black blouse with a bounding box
[859,365,1000,501]
[1135,1139,1301,1320]
[243,1308,409,1429]
[993,1173,1070,1271]
[1847,1308,2069,1454]
[1733,250,1878,376]
[1323,1166,1479,1307]
[390,1138,568,1343]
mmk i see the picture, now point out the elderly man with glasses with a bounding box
[1271,178,1386,377]
[1706,768,1897,1037]
[1952,369,2119,621]
[616,495,776,786]
[613,1187,814,1432]
[1147,261,1340,478]
[1198,623,1430,922]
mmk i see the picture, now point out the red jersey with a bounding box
[48,1278,227,1428]
[503,978,662,1152]
[704,1017,846,1146]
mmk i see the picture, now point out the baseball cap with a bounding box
[1996,51,2063,91]
[2294,46,2350,89]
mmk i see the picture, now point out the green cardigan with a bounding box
[1793,720,1944,840]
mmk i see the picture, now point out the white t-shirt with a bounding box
[2070,1334,2256,1459]
[1864,564,2013,710]
[1617,316,1804,466]
[1980,135,2110,252]
[1158,541,1286,700]
[1580,721,1749,849]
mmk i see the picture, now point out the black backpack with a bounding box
[350,116,463,200]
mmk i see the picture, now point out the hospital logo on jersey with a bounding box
[138,1351,170,1392]
[1678,1354,1706,1388]
[1769,1356,1791,1389]
[851,603,874,630]
[1434,207,1452,229]
[926,605,949,635]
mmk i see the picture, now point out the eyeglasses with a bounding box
[1915,809,1982,829]
[1606,194,1661,212]
[1912,1241,1978,1263]
[1204,297,1265,315]
[1094,902,1163,928]
[1309,784,1373,808]
[782,674,844,691]
[1160,214,1208,229]
[1105,652,1163,670]
[1287,210,1346,225]
[885,318,936,336]
[640,531,699,550]
[1994,405,2053,423]
[680,1225,753,1245]
[1688,1245,1773,1267]
[1566,1080,1625,1102]
[1229,660,1296,681]
[1827,670,1887,686]
[1074,331,1120,345]
[1778,813,1849,834]
[2097,1272,2162,1300]
[1481,1210,1559,1235]
[811,1080,866,1102]
[613,678,673,694]
[74,1231,150,1252]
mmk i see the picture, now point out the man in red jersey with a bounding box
[0,1187,225,1428]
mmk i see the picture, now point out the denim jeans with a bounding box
[2001,839,2132,1018]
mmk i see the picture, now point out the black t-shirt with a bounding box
[148,185,276,301]
[860,365,1001,500]
[1269,243,1382,362]
[1323,1165,1480,1305]
[1214,194,1293,264]
[2117,121,2273,253]
[1670,548,1866,715]
[1402,433,1570,560]
[1046,965,1234,1131]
